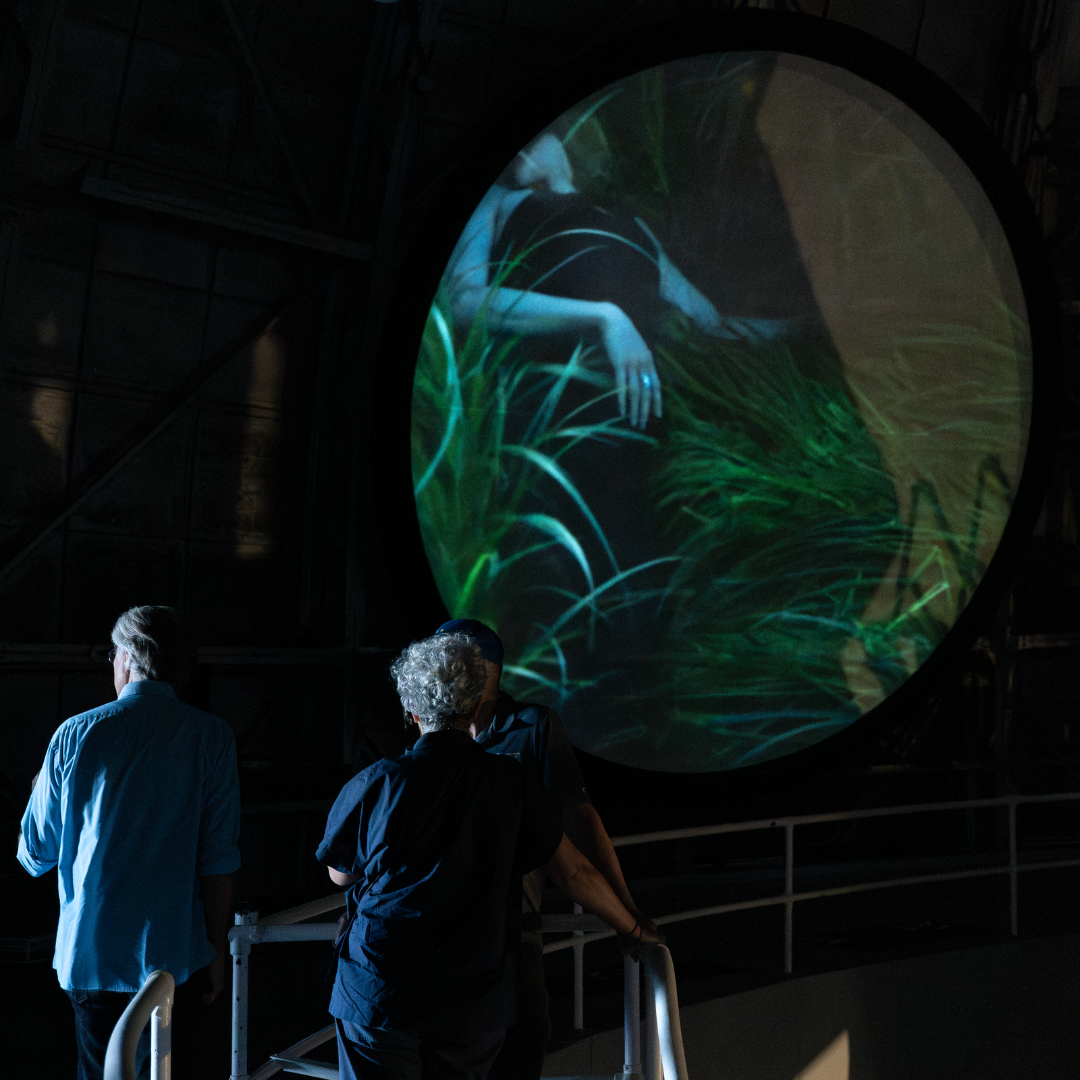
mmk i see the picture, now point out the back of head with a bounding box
[111,606,196,687]
[391,633,487,733]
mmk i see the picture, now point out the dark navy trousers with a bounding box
[335,1019,505,1080]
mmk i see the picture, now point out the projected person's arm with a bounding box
[449,190,661,430]
[637,217,787,343]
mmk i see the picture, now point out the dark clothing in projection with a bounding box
[499,191,667,341]
[495,191,675,700]
[316,729,563,1039]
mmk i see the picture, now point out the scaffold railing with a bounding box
[228,790,1080,1079]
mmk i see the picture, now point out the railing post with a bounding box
[642,963,661,1080]
[231,907,258,1080]
[1008,797,1018,936]
[150,992,172,1080]
[784,821,794,974]
[572,902,585,1030]
[643,945,688,1080]
[623,953,642,1079]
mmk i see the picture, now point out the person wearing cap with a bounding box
[317,633,659,1080]
[434,619,656,1080]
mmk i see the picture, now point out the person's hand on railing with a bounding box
[616,920,665,961]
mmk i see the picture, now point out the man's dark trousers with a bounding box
[335,1020,505,1080]
[67,989,151,1080]
[66,971,209,1080]
[486,941,548,1080]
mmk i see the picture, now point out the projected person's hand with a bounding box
[600,303,662,429]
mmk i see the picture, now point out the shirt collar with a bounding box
[119,680,177,700]
[411,728,476,752]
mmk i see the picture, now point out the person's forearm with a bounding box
[200,872,237,956]
[458,285,613,338]
[565,803,644,918]
[546,834,636,934]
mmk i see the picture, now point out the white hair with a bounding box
[111,605,195,686]
[390,633,487,733]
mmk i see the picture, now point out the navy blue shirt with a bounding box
[476,692,590,813]
[316,729,562,1034]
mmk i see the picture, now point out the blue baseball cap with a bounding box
[435,619,504,666]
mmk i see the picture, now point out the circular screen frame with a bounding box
[372,9,1059,782]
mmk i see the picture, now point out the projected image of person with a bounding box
[412,52,1025,772]
[446,132,784,431]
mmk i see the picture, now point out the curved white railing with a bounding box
[644,945,688,1080]
[228,902,687,1080]
[227,790,1080,1079]
[103,969,175,1080]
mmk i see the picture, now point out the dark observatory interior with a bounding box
[4,1,1080,1078]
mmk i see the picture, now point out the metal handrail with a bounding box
[609,790,1080,848]
[229,790,1080,1077]
[104,969,175,1080]
[644,945,687,1080]
[542,790,1080,1030]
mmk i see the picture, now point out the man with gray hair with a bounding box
[318,633,656,1080]
[18,605,241,1080]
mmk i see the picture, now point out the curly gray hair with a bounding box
[390,633,487,733]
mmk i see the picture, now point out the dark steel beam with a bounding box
[0,643,392,668]
[81,176,373,261]
[15,0,67,152]
[216,0,322,227]
[0,302,289,591]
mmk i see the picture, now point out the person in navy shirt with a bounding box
[317,633,657,1080]
[18,606,241,1080]
[433,619,656,1080]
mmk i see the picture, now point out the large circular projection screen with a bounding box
[411,51,1032,772]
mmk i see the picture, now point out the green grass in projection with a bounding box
[411,52,1029,771]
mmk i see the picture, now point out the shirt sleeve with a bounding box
[17,733,64,876]
[515,772,564,876]
[539,708,590,810]
[196,724,242,876]
[316,767,387,875]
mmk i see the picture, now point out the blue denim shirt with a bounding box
[18,680,241,991]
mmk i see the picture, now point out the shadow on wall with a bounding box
[543,935,1080,1079]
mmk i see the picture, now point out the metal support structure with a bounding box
[80,178,372,261]
[642,964,661,1080]
[1008,797,1019,936]
[15,0,67,152]
[783,821,794,974]
[216,0,320,226]
[0,301,287,590]
[642,946,688,1080]
[221,790,1080,1077]
[231,908,259,1080]
[623,955,642,1079]
[572,902,585,1030]
[103,969,175,1080]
